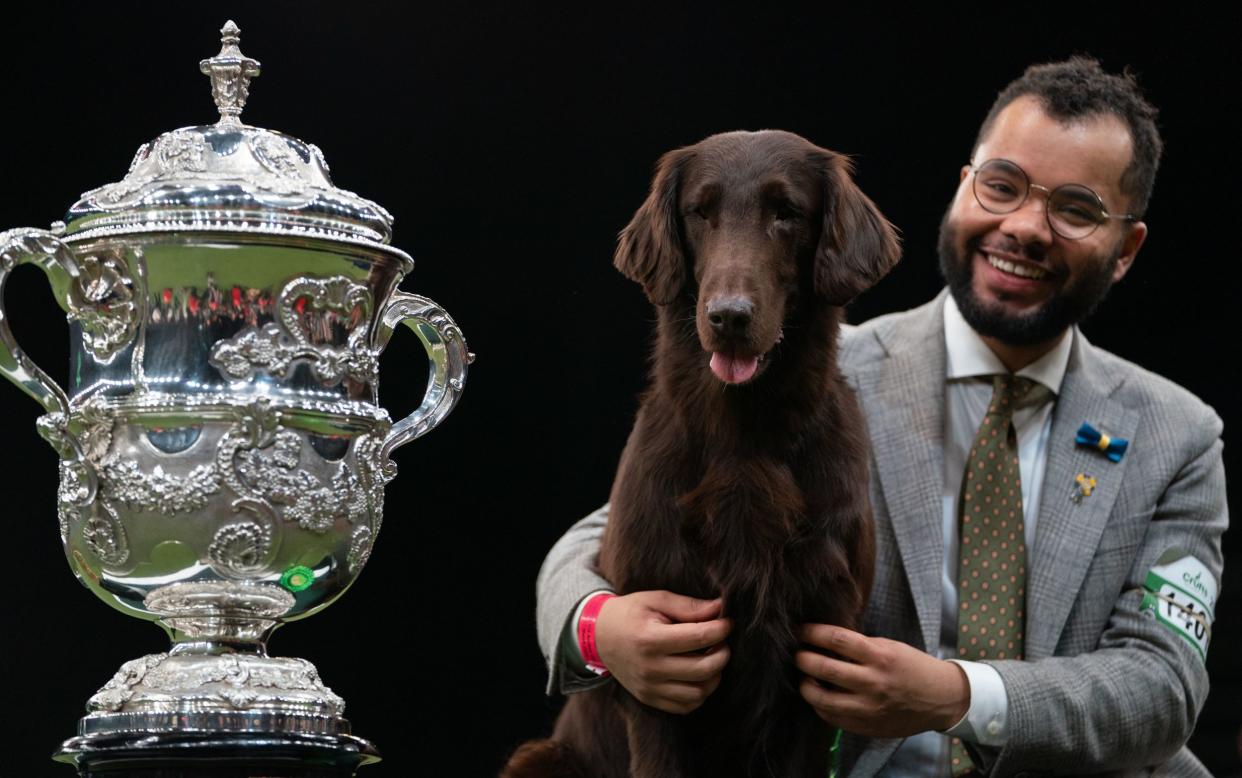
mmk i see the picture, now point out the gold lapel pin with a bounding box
[1072,473,1098,504]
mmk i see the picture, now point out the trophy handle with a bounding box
[0,228,93,464]
[373,291,471,459]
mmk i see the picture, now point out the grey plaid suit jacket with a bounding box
[535,292,1227,776]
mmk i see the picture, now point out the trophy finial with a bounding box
[199,20,261,127]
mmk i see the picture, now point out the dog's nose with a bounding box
[707,297,754,337]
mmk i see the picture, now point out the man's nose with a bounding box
[999,190,1055,246]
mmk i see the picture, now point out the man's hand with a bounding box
[795,624,970,737]
[595,591,732,714]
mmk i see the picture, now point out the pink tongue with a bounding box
[710,352,759,384]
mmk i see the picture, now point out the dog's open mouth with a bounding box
[708,330,782,385]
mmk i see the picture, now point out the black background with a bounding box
[0,3,1236,775]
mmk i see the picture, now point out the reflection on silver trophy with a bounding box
[0,22,470,766]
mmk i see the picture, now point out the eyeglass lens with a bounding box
[972,159,1108,239]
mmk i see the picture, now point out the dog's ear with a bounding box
[812,152,902,305]
[614,148,693,305]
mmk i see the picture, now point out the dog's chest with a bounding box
[674,452,813,603]
[606,380,835,608]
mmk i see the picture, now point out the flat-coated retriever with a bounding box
[505,130,900,778]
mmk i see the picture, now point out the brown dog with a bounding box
[505,130,900,778]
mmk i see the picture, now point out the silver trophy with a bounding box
[0,22,469,769]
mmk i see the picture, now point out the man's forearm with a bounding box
[536,504,612,695]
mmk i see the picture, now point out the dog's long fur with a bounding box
[505,131,900,778]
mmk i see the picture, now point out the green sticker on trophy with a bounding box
[280,565,316,592]
[1139,549,1216,662]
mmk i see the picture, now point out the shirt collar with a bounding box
[943,293,1072,395]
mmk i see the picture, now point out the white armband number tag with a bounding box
[1139,551,1216,662]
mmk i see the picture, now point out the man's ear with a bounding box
[1111,220,1146,284]
[812,152,902,305]
[614,147,693,305]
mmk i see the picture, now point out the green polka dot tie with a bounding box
[951,374,1033,776]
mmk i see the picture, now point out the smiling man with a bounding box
[938,87,1147,373]
[534,58,1226,776]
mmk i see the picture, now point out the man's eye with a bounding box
[984,181,1020,199]
[1054,203,1100,226]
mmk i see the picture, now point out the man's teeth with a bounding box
[987,254,1047,279]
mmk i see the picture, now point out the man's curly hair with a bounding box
[973,56,1163,218]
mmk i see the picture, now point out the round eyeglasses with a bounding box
[969,158,1138,240]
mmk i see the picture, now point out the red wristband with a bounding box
[577,592,615,676]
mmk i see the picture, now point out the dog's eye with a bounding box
[773,203,802,222]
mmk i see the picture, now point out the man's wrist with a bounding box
[556,590,617,693]
[577,592,616,675]
[943,659,1009,747]
[565,590,615,667]
[936,658,972,732]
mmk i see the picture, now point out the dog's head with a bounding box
[615,130,901,384]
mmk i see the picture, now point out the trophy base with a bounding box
[53,730,380,777]
[53,653,380,776]
[84,652,348,719]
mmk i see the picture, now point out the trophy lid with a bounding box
[61,21,409,264]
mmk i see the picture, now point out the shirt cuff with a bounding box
[943,659,1009,747]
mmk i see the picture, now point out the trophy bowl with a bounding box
[0,22,470,769]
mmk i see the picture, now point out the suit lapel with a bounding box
[853,298,947,654]
[1025,330,1137,658]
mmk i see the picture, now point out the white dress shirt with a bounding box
[882,296,1071,776]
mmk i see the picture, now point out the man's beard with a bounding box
[936,209,1120,346]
